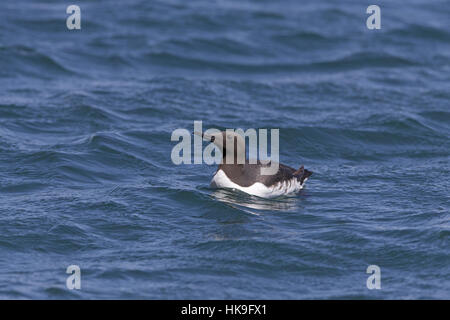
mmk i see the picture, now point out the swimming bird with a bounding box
[195,130,312,198]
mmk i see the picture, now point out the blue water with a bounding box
[0,0,449,299]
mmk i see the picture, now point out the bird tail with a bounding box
[294,165,313,184]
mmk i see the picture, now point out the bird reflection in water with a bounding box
[210,188,303,215]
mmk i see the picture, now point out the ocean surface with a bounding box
[0,0,449,299]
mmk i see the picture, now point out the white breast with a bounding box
[210,169,305,198]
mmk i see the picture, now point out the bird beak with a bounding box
[194,131,215,142]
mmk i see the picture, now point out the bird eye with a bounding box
[211,136,215,142]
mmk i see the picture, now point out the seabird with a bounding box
[195,130,312,198]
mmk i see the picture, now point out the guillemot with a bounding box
[195,130,312,198]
